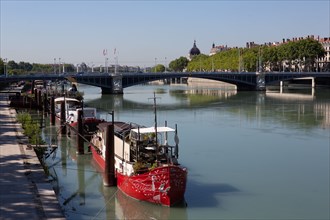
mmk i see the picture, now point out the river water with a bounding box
[42,82,330,220]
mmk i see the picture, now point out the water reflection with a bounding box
[86,87,238,111]
[84,86,330,129]
[186,179,239,208]
[98,189,187,220]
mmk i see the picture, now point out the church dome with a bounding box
[189,40,201,56]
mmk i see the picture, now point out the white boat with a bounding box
[54,97,104,138]
[54,97,81,122]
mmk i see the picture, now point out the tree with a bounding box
[7,60,18,70]
[65,64,75,72]
[153,64,165,72]
[18,61,33,71]
[169,57,189,72]
[31,63,54,73]
[242,47,258,72]
[0,58,4,75]
[187,54,209,71]
[296,38,325,71]
[263,46,280,71]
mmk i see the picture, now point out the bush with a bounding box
[17,112,44,145]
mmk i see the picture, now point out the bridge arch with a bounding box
[1,71,329,94]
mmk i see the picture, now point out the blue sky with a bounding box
[1,0,329,67]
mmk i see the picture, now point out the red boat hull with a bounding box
[90,146,187,206]
[117,166,187,206]
[91,144,106,170]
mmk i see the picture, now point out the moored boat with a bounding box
[91,93,187,206]
[67,107,105,139]
[54,97,104,138]
[54,97,81,121]
[90,121,187,206]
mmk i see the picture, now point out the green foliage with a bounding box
[7,60,19,70]
[31,63,54,73]
[169,56,189,72]
[150,162,158,170]
[186,38,326,72]
[2,60,76,75]
[0,58,4,75]
[17,112,32,127]
[133,161,148,174]
[17,112,44,145]
[152,64,165,72]
[65,64,75,72]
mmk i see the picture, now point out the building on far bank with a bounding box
[188,40,201,60]
[318,37,330,71]
[209,43,230,56]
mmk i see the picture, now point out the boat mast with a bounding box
[152,92,159,160]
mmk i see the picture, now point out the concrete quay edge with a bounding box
[0,94,65,220]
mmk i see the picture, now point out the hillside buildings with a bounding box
[209,35,330,71]
[319,37,330,70]
[209,43,230,56]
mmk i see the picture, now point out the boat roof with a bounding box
[54,97,80,102]
[96,122,174,135]
[97,121,140,135]
[76,107,96,111]
[131,126,175,134]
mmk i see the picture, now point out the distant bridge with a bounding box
[1,71,329,94]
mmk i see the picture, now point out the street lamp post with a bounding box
[54,58,56,73]
[106,58,109,73]
[4,58,7,77]
[238,49,241,73]
[165,57,167,72]
[59,58,61,75]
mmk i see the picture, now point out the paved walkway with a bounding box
[0,94,65,220]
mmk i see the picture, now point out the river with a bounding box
[42,81,330,220]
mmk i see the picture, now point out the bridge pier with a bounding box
[100,75,123,94]
[256,72,266,91]
[101,87,123,94]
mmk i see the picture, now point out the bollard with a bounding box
[43,93,48,116]
[38,90,42,109]
[50,96,55,125]
[31,81,35,94]
[77,109,84,155]
[34,88,38,107]
[104,111,115,186]
[60,102,66,135]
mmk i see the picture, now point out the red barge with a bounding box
[90,120,187,206]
